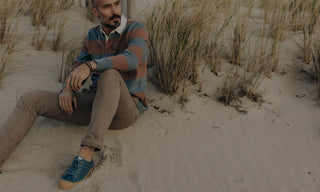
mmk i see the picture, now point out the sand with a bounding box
[1,0,320,192]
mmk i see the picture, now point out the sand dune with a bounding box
[1,0,320,192]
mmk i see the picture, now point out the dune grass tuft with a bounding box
[59,42,82,83]
[31,0,56,50]
[312,28,320,101]
[286,0,320,64]
[216,29,270,106]
[302,0,320,64]
[0,33,19,88]
[52,12,67,51]
[145,0,215,96]
[231,16,250,66]
[85,0,95,22]
[0,0,28,44]
[0,0,29,88]
[31,0,73,51]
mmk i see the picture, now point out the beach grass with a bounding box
[146,0,217,97]
[302,0,320,64]
[86,0,95,22]
[1,0,320,108]
[216,28,269,106]
[216,0,293,106]
[52,12,67,51]
[312,28,320,101]
[59,43,82,83]
[31,0,73,51]
[0,0,29,88]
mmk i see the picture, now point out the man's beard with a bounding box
[103,17,121,29]
[98,11,121,29]
[102,22,120,29]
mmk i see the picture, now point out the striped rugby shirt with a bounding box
[69,15,148,113]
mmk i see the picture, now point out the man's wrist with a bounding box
[90,61,98,71]
[84,62,93,72]
[59,86,70,95]
[84,61,97,72]
[64,86,72,90]
[62,86,72,93]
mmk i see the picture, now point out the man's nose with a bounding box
[111,6,115,14]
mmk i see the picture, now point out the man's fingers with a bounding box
[61,98,67,113]
[66,97,73,114]
[58,96,64,112]
[76,79,82,90]
[73,96,78,109]
[68,64,91,92]
[71,84,77,92]
[59,95,72,114]
[74,78,80,91]
[70,75,77,91]
[72,84,80,92]
[62,97,68,113]
[71,78,76,91]
[71,75,81,92]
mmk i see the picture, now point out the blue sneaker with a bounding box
[59,156,94,190]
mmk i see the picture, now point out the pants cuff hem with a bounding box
[81,138,102,151]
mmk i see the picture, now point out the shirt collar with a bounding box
[100,14,127,37]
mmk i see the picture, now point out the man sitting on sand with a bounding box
[0,0,148,190]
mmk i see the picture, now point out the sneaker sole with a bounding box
[58,167,94,190]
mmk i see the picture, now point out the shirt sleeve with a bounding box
[72,37,91,71]
[61,37,91,91]
[93,23,148,72]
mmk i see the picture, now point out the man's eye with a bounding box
[103,5,111,8]
[115,1,120,6]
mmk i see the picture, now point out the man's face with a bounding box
[92,0,122,29]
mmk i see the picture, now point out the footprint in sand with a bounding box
[157,127,169,136]
[143,120,169,136]
[94,136,123,169]
[100,145,121,163]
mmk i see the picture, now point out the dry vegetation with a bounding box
[146,0,320,109]
[0,0,29,87]
[52,12,67,51]
[217,30,269,106]
[145,0,256,105]
[288,0,320,64]
[59,42,82,83]
[0,0,77,87]
[221,0,319,105]
[302,1,320,64]
[31,0,74,50]
[231,16,250,66]
[312,27,320,101]
[85,0,95,22]
[1,0,320,109]
[146,0,227,103]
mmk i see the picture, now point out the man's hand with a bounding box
[67,64,91,92]
[58,87,78,115]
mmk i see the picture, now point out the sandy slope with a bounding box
[1,1,320,192]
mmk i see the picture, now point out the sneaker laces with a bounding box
[63,157,83,182]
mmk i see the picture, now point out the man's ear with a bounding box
[91,7,98,17]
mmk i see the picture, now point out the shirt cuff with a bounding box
[94,58,113,71]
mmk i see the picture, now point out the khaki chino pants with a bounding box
[0,69,139,167]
